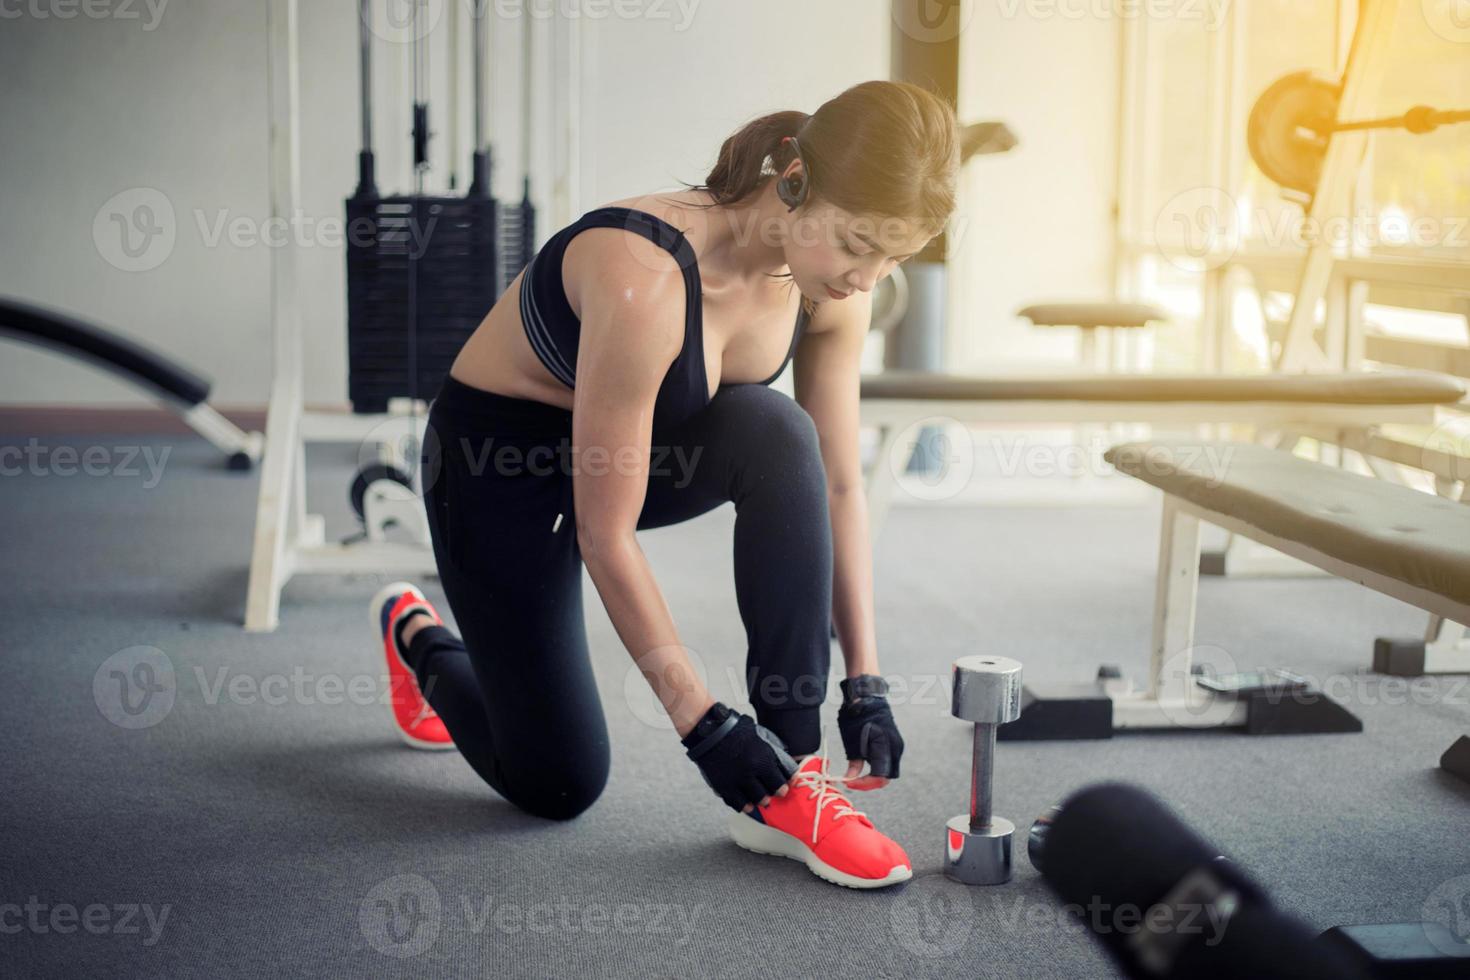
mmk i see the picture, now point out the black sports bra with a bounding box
[518,205,808,431]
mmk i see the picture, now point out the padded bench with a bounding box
[998,440,1470,756]
[859,369,1467,551]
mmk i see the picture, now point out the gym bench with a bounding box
[997,439,1470,760]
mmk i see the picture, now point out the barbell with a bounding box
[1247,69,1470,205]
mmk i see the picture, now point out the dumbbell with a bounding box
[943,655,1023,885]
[1027,804,1063,874]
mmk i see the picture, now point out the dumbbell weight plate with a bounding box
[943,814,1015,886]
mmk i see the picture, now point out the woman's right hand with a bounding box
[680,702,799,813]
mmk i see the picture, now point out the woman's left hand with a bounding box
[837,694,903,791]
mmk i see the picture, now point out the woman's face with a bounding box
[783,199,934,304]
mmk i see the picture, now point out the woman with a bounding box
[369,79,959,890]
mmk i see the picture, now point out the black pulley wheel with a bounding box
[350,463,415,524]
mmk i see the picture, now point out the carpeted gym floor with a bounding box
[3,432,1467,978]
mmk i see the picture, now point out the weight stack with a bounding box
[498,176,538,294]
[345,193,502,414]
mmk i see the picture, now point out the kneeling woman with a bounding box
[370,79,959,889]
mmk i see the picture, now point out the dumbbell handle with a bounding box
[969,722,995,832]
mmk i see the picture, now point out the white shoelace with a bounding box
[409,697,440,728]
[790,726,869,845]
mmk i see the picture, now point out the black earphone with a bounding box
[776,135,809,212]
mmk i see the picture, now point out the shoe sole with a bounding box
[368,581,457,752]
[727,810,913,890]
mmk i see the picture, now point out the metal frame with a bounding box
[245,0,439,633]
[1107,481,1470,732]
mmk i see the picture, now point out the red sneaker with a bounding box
[726,733,912,889]
[368,582,455,751]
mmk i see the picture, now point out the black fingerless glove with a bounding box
[681,702,798,812]
[837,675,903,779]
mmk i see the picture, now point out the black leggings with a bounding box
[407,375,833,821]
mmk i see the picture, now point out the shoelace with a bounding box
[409,697,440,729]
[790,726,869,845]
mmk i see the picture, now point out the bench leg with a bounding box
[1374,617,1470,676]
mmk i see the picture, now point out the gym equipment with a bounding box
[1442,735,1470,785]
[1320,923,1470,979]
[0,296,263,470]
[245,0,540,630]
[1247,70,1470,207]
[346,0,531,414]
[1017,302,1168,374]
[1025,803,1060,875]
[1031,783,1469,979]
[943,655,1022,885]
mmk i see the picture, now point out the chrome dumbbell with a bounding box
[943,655,1023,885]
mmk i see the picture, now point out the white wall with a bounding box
[0,0,1119,411]
[952,3,1119,371]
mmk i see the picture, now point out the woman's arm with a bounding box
[566,231,713,737]
[792,292,880,680]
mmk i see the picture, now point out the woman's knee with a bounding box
[712,385,822,462]
[504,754,609,821]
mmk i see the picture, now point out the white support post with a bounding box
[245,0,303,633]
[1277,0,1398,371]
[1111,495,1247,730]
[1148,497,1200,703]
